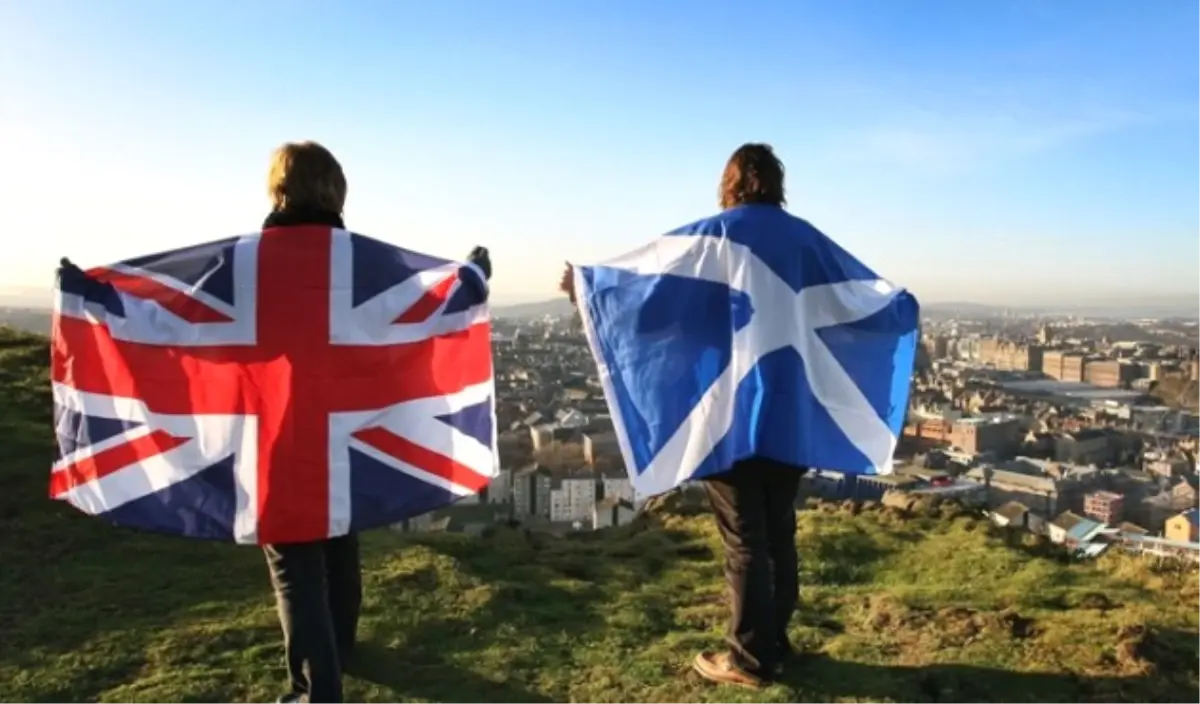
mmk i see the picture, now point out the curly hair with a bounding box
[718,143,786,210]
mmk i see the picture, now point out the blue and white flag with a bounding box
[572,204,920,498]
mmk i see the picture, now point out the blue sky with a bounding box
[1,0,1196,306]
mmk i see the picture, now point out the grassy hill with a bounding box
[1,326,1197,703]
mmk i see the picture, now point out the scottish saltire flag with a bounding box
[51,226,497,545]
[573,204,920,498]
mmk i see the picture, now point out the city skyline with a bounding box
[1,0,1197,306]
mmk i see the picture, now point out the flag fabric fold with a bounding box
[50,226,497,545]
[572,204,920,499]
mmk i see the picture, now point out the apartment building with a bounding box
[948,416,1020,456]
[513,464,552,519]
[593,497,637,530]
[1084,490,1124,525]
[1084,359,1136,388]
[549,470,597,523]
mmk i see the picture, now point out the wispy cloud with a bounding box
[825,16,1197,175]
[840,105,1173,172]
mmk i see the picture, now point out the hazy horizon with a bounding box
[2,0,1197,305]
[4,282,1197,316]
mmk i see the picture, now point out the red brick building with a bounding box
[978,339,1044,371]
[1060,354,1086,382]
[1042,350,1065,379]
[903,419,951,450]
[948,417,1020,456]
[1084,490,1124,525]
[1084,359,1135,388]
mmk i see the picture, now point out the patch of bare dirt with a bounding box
[1071,591,1121,611]
[861,595,1039,647]
[990,609,1039,639]
[1113,624,1196,676]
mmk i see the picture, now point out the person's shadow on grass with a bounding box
[346,641,553,703]
[776,647,1197,703]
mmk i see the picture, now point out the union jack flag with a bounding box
[50,224,496,545]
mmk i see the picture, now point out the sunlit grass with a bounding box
[2,326,1196,703]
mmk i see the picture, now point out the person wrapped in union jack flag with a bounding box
[56,140,493,704]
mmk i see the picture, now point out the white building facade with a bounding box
[550,475,597,523]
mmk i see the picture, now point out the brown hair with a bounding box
[718,143,786,210]
[267,141,347,213]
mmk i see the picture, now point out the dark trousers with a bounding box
[263,533,363,703]
[702,457,803,676]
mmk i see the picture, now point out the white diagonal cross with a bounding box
[577,234,904,497]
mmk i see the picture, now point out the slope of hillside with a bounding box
[1,326,1197,703]
[1151,375,1200,411]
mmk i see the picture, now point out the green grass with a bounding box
[2,326,1198,702]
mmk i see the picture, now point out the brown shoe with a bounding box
[692,651,764,689]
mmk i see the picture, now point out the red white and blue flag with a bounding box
[50,225,496,545]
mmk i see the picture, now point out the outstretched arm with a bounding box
[559,262,584,329]
[559,262,576,304]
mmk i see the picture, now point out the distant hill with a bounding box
[0,307,51,335]
[921,301,1009,314]
[493,297,574,319]
[0,285,51,308]
[921,298,1199,320]
[11,294,1195,325]
[1,327,1197,702]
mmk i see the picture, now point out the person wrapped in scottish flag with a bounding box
[560,143,920,689]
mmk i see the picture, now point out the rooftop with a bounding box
[1051,511,1086,532]
[994,501,1031,521]
[907,479,986,496]
[595,496,634,511]
[998,379,1146,403]
[516,463,552,477]
[859,473,918,486]
[953,411,1022,426]
[1066,518,1109,543]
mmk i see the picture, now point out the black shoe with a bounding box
[338,642,359,675]
[773,641,798,676]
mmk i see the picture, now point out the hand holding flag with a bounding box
[559,262,576,303]
[467,246,492,280]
